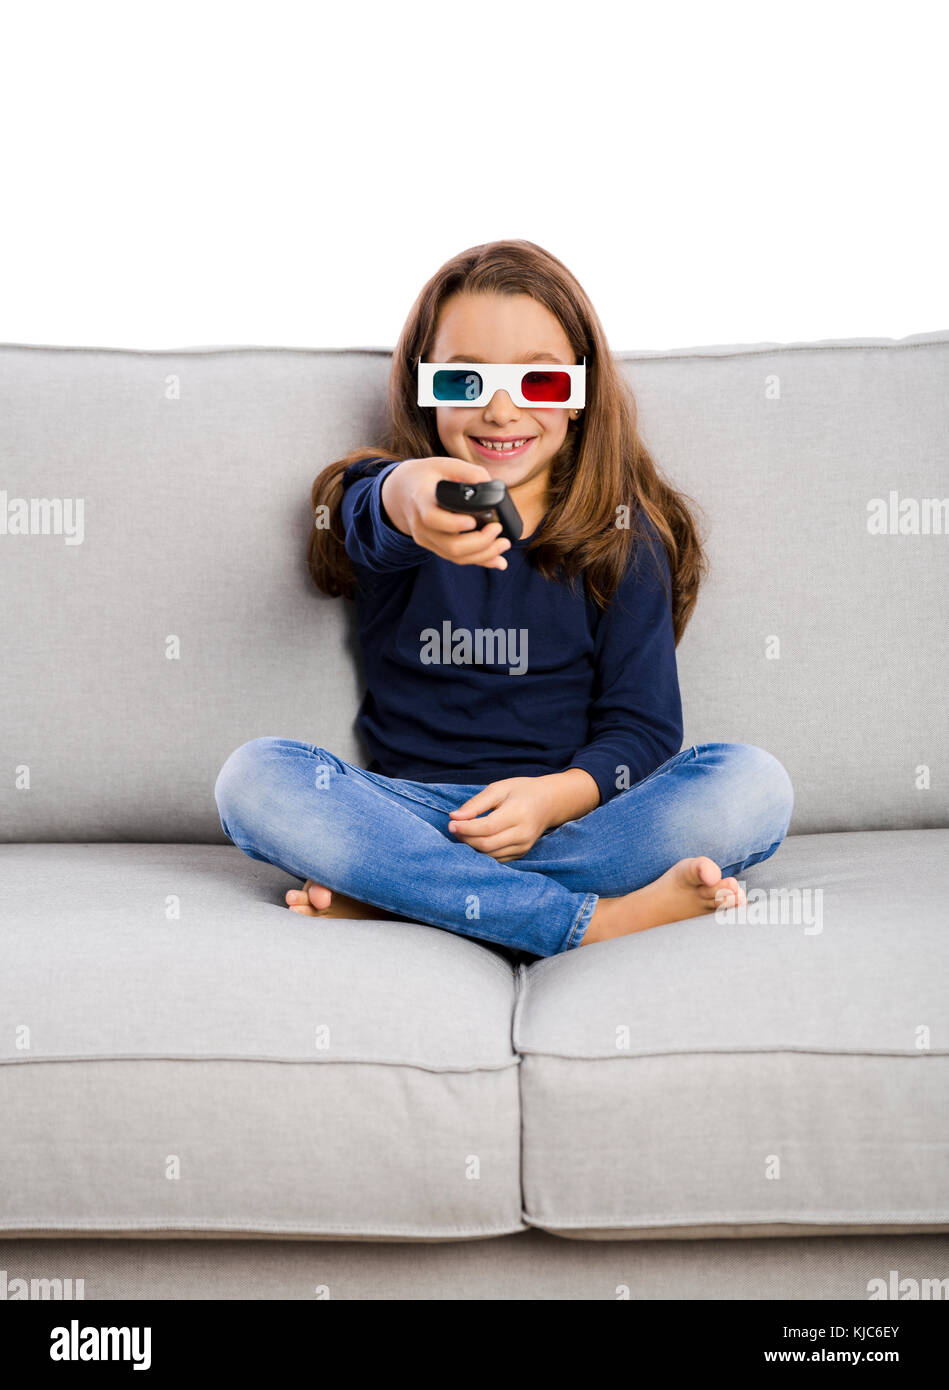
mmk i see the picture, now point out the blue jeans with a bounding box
[213,739,794,958]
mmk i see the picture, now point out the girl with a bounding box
[214,240,794,957]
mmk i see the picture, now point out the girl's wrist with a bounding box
[539,768,601,828]
[380,464,411,535]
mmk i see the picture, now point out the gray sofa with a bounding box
[1,332,947,1301]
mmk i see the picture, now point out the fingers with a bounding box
[451,824,523,856]
[448,811,508,839]
[450,786,506,820]
[447,804,532,857]
[421,514,512,569]
[439,457,495,484]
[422,507,482,538]
[441,523,511,566]
[437,520,505,557]
[479,838,529,859]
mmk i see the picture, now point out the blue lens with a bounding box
[433,369,483,402]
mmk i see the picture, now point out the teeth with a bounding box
[475,438,529,451]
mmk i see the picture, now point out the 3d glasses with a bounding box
[417,359,585,409]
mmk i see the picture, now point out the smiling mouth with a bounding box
[469,436,536,455]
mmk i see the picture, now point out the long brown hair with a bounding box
[308,239,708,643]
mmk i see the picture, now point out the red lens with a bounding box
[520,370,571,403]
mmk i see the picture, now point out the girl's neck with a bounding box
[508,472,549,543]
[517,510,545,543]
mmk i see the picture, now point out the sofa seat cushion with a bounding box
[0,843,524,1240]
[516,829,949,1239]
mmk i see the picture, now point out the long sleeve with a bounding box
[340,457,431,572]
[566,519,684,806]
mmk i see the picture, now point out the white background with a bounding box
[1,0,945,351]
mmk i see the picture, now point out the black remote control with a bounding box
[435,480,523,543]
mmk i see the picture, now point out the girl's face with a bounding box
[428,291,577,495]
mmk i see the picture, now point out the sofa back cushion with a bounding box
[0,334,945,841]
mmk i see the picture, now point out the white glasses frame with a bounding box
[417,358,586,409]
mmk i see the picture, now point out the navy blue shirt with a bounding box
[339,458,683,806]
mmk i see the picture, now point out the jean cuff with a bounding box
[562,891,598,952]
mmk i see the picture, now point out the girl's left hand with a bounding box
[447,778,553,861]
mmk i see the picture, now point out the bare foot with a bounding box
[285,879,399,921]
[580,856,746,946]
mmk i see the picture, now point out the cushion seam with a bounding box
[0,1054,522,1074]
[0,1218,530,1237]
[1,337,946,362]
[515,1047,947,1060]
[523,1209,949,1227]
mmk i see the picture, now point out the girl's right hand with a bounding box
[379,456,512,570]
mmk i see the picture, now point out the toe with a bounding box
[692,856,722,887]
[720,875,745,904]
